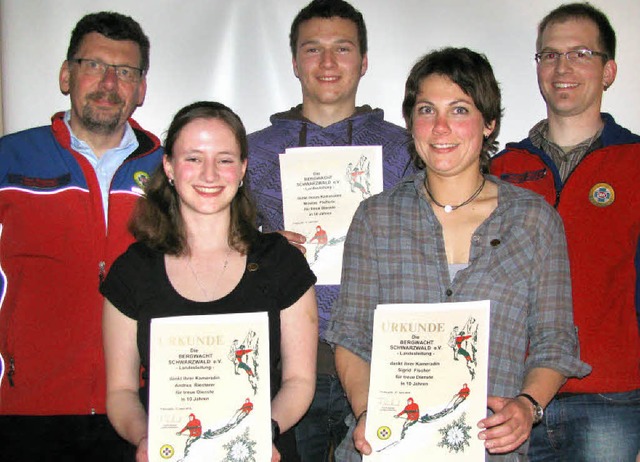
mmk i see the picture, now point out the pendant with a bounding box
[444,205,453,213]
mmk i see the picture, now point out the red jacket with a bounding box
[0,113,162,415]
[491,114,640,394]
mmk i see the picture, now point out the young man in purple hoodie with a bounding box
[247,1,415,460]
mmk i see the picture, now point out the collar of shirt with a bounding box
[63,110,139,166]
[63,110,140,222]
[529,119,602,182]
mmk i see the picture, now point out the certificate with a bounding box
[279,146,383,285]
[148,312,271,462]
[364,301,490,461]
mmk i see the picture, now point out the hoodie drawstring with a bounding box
[298,123,308,147]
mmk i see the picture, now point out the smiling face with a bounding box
[411,74,495,178]
[60,32,146,140]
[292,17,367,117]
[537,18,616,121]
[163,118,247,222]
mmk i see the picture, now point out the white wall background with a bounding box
[1,0,639,148]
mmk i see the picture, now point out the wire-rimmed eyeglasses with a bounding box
[534,49,608,65]
[69,58,144,83]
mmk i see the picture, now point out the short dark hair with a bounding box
[289,0,367,57]
[402,47,502,173]
[67,11,151,72]
[537,2,616,60]
[130,101,257,255]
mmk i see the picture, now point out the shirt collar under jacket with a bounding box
[528,118,602,183]
[63,110,139,222]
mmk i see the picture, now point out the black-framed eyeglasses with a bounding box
[70,58,144,83]
[534,49,608,65]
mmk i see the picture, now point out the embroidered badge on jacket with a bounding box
[589,182,615,207]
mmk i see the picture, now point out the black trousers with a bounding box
[0,414,136,462]
[0,414,302,461]
[277,428,301,461]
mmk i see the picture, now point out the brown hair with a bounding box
[67,11,150,71]
[289,0,367,57]
[402,47,502,173]
[537,3,615,60]
[130,101,257,255]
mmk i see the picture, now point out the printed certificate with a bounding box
[364,301,490,461]
[279,146,383,285]
[148,312,271,462]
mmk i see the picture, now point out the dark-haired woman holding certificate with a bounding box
[325,48,591,461]
[101,102,317,462]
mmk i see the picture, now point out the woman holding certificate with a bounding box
[101,101,317,462]
[324,48,591,461]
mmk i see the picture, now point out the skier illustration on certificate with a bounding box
[306,224,346,266]
[377,383,472,453]
[176,398,257,461]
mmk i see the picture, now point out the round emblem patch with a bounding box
[133,171,150,190]
[159,444,175,459]
[377,426,392,440]
[589,183,615,207]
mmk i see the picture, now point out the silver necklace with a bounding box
[186,247,232,300]
[425,176,486,213]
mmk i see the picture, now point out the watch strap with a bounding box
[516,393,543,423]
[516,393,539,407]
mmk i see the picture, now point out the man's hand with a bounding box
[277,230,307,254]
[477,395,533,454]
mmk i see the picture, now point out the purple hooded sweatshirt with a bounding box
[248,104,416,370]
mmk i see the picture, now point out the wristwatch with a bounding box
[271,418,280,443]
[517,393,544,424]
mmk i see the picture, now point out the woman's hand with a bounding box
[271,443,281,462]
[353,413,372,456]
[334,346,373,456]
[477,395,533,454]
[135,435,149,462]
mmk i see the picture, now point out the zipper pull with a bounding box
[99,261,106,284]
[8,356,15,387]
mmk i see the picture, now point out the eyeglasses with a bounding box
[70,58,144,83]
[535,49,608,66]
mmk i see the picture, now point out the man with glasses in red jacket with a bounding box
[491,3,640,461]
